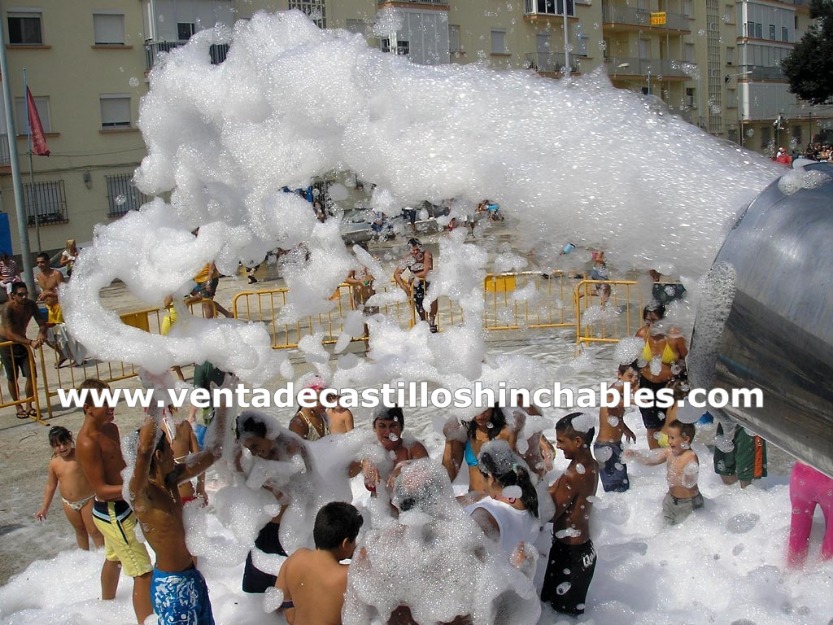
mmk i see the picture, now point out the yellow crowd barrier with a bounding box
[10,274,681,420]
[0,339,45,422]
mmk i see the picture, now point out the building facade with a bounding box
[0,0,829,255]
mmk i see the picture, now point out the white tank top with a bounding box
[465,497,540,557]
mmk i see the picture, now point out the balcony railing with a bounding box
[605,56,694,80]
[602,5,690,31]
[742,65,785,81]
[145,41,229,70]
[525,52,579,74]
[378,0,448,5]
[0,135,9,167]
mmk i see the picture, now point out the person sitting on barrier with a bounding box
[0,252,19,294]
[394,238,438,333]
[42,291,86,368]
[589,251,611,307]
[442,404,516,493]
[635,305,687,449]
[0,282,48,418]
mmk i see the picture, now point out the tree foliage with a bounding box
[781,0,833,105]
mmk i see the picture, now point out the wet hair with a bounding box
[667,420,696,442]
[466,403,506,441]
[478,445,539,518]
[10,281,26,295]
[235,413,268,440]
[555,412,595,446]
[643,303,666,322]
[407,238,421,247]
[372,405,404,429]
[78,378,111,409]
[48,426,73,447]
[313,501,363,550]
[618,361,638,376]
[36,252,50,263]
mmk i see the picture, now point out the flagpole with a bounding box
[22,69,41,253]
[0,1,35,293]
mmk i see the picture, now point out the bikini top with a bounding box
[298,408,329,441]
[642,338,678,365]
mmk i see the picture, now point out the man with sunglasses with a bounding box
[0,281,48,418]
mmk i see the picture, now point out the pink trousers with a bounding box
[788,461,833,567]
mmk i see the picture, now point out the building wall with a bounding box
[0,0,830,256]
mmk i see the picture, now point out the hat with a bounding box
[300,374,327,393]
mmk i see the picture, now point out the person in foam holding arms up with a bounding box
[541,412,599,617]
[274,501,363,625]
[130,391,229,625]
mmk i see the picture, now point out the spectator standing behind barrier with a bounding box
[0,282,47,418]
[60,239,78,277]
[0,252,19,294]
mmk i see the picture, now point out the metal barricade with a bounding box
[574,279,645,344]
[484,271,575,331]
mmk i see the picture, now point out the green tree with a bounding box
[782,0,833,105]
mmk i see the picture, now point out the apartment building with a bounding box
[0,0,829,254]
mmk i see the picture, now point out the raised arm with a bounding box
[129,416,158,499]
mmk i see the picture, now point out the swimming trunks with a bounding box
[242,522,287,593]
[151,564,215,625]
[0,344,32,380]
[541,540,597,616]
[713,423,767,482]
[662,492,704,525]
[464,439,478,467]
[92,500,152,578]
[637,376,669,430]
[593,442,629,493]
[61,493,94,511]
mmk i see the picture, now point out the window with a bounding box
[746,21,754,37]
[106,173,149,217]
[449,25,461,54]
[782,27,789,42]
[14,96,51,134]
[8,11,43,45]
[792,125,802,148]
[726,46,734,66]
[288,1,326,28]
[769,24,776,40]
[755,23,762,38]
[23,180,68,227]
[683,0,693,17]
[177,23,195,41]
[93,13,125,45]
[380,38,409,56]
[491,30,507,55]
[575,33,589,57]
[686,88,696,108]
[760,126,771,150]
[556,0,575,16]
[685,43,695,63]
[100,96,131,128]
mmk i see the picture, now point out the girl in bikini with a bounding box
[34,426,104,550]
[442,404,517,493]
[636,305,688,449]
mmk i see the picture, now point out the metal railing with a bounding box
[605,56,693,80]
[5,275,686,419]
[602,5,690,31]
[0,340,45,421]
[145,41,229,70]
[524,52,580,73]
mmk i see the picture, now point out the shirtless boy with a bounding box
[75,378,153,624]
[594,364,638,493]
[625,421,703,525]
[35,252,63,300]
[130,398,229,624]
[0,281,48,417]
[354,406,429,495]
[275,501,363,625]
[541,413,599,616]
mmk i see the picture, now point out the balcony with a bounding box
[145,41,229,71]
[602,5,690,33]
[743,65,785,81]
[524,0,575,18]
[525,52,579,74]
[377,0,448,6]
[605,56,694,80]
